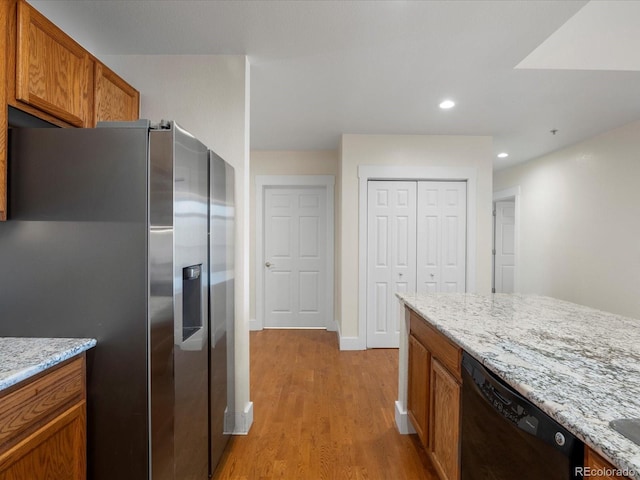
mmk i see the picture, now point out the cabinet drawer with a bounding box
[0,357,85,451]
[410,309,461,380]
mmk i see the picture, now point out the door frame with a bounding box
[358,166,478,349]
[493,186,521,293]
[255,175,335,331]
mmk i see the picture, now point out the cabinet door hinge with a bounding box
[492,288,496,293]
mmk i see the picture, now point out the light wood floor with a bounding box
[213,329,439,479]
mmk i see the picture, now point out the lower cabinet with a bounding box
[407,308,461,480]
[408,306,634,480]
[429,359,461,480]
[584,446,631,480]
[0,356,87,480]
[408,333,430,446]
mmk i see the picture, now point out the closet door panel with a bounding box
[417,182,466,293]
[367,181,417,348]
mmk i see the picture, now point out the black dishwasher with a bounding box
[461,352,583,480]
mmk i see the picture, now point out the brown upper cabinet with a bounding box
[14,0,93,127]
[0,0,140,221]
[94,61,139,124]
[1,0,9,221]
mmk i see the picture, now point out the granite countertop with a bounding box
[0,337,97,392]
[398,292,640,479]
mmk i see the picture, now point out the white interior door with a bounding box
[494,200,515,293]
[367,181,417,348]
[417,181,467,293]
[264,187,327,328]
[366,180,467,348]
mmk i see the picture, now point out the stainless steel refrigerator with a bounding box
[0,119,234,479]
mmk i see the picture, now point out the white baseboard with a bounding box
[227,402,254,435]
[395,400,416,434]
[252,318,338,332]
[339,335,366,350]
[326,318,338,332]
[337,322,366,350]
[249,318,261,331]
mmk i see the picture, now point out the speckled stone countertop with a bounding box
[398,292,640,479]
[0,337,97,392]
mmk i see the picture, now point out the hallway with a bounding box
[214,329,438,479]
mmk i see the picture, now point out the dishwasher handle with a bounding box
[462,353,525,424]
[492,388,512,407]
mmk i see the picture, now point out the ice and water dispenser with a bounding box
[182,264,202,341]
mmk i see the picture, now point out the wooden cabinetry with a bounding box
[408,333,430,445]
[14,0,93,127]
[0,355,87,479]
[1,0,9,221]
[584,446,631,480]
[7,0,139,127]
[429,359,460,480]
[407,308,461,480]
[0,0,140,221]
[94,61,139,124]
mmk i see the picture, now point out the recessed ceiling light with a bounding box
[497,152,509,158]
[439,100,455,109]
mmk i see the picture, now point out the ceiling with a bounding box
[29,0,640,169]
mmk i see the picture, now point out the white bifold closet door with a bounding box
[416,181,467,293]
[367,181,466,348]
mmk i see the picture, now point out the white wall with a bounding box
[494,120,640,320]
[340,134,494,344]
[249,150,339,328]
[103,54,253,431]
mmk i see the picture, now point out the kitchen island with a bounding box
[0,337,96,479]
[0,337,96,391]
[396,293,640,480]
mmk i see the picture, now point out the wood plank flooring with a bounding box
[213,330,439,479]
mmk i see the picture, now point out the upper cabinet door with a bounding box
[15,0,93,127]
[94,62,140,124]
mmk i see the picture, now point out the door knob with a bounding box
[265,262,272,267]
[430,273,435,278]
